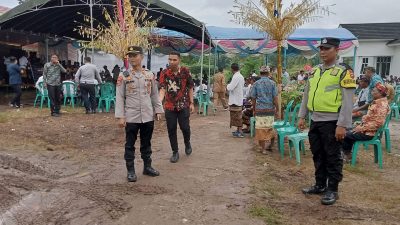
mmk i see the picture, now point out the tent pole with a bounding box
[213,41,218,75]
[89,0,94,63]
[147,47,152,70]
[45,37,49,62]
[208,37,212,94]
[353,46,357,70]
[200,23,205,90]
[265,54,269,65]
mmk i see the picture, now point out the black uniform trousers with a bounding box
[47,85,61,114]
[80,83,96,112]
[165,108,191,152]
[308,120,343,191]
[124,121,154,165]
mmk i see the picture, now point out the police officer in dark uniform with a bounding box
[115,46,164,182]
[298,37,356,205]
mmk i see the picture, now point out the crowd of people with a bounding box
[2,37,396,207]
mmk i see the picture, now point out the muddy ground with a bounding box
[0,102,399,225]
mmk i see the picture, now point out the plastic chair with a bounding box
[273,100,294,129]
[198,92,215,116]
[250,117,256,137]
[276,103,301,158]
[390,93,400,120]
[98,83,115,112]
[33,82,50,108]
[351,113,391,169]
[287,132,308,165]
[62,82,77,108]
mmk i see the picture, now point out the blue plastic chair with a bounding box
[351,113,391,169]
[33,82,50,108]
[276,103,301,158]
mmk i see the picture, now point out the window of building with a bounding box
[360,57,368,74]
[376,56,391,77]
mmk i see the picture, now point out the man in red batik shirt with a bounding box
[159,51,195,163]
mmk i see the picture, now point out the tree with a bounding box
[230,0,331,114]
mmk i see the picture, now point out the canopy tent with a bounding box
[153,26,359,59]
[0,0,211,44]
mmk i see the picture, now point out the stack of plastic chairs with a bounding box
[33,82,50,108]
[276,103,301,158]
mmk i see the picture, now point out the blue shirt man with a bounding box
[250,66,278,111]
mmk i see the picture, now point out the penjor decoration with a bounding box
[75,0,160,69]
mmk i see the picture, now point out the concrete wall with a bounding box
[341,40,400,76]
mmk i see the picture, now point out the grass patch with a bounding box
[343,164,379,179]
[248,204,283,225]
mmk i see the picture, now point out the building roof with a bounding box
[0,0,210,43]
[0,6,10,15]
[339,23,400,40]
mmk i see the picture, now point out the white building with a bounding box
[340,23,400,78]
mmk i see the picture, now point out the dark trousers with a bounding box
[47,85,61,114]
[10,84,22,107]
[165,108,191,152]
[80,83,96,111]
[308,121,343,191]
[343,132,373,154]
[124,121,154,165]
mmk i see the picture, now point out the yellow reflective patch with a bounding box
[340,70,356,88]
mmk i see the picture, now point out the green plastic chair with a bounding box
[395,85,400,94]
[390,93,400,120]
[62,82,77,108]
[198,92,215,116]
[287,132,308,165]
[351,113,391,169]
[273,100,294,129]
[33,82,50,108]
[98,83,115,113]
[276,103,301,158]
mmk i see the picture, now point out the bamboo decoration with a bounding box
[230,0,331,114]
[75,0,160,61]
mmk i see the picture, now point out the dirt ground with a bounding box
[0,103,399,225]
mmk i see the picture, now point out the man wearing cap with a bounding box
[298,37,356,205]
[343,83,390,159]
[354,67,384,114]
[115,46,164,182]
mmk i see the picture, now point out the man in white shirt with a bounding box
[35,75,44,94]
[297,70,305,83]
[352,77,370,118]
[227,63,245,138]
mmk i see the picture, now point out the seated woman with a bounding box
[343,83,390,161]
[250,66,279,154]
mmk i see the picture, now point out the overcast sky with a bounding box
[1,0,400,28]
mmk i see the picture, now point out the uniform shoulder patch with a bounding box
[340,69,356,89]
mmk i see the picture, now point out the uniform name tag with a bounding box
[330,68,339,76]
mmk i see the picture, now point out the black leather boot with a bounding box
[321,190,339,205]
[302,185,327,195]
[170,151,179,163]
[185,143,192,156]
[143,161,160,177]
[126,161,137,182]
